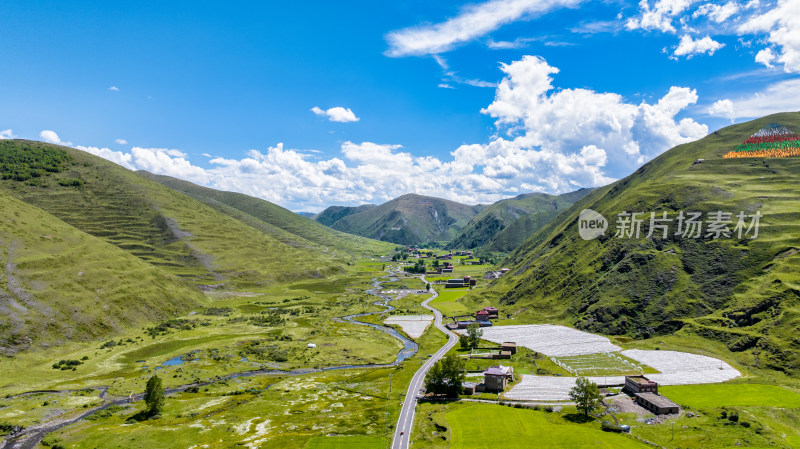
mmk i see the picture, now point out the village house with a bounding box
[462,382,477,395]
[623,375,658,395]
[445,278,466,288]
[634,392,680,415]
[474,306,499,321]
[483,306,499,319]
[483,365,514,392]
[501,342,516,354]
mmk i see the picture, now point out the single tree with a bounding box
[459,322,483,350]
[569,377,604,417]
[426,282,431,291]
[425,353,465,397]
[144,374,165,417]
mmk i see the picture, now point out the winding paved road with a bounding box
[392,275,459,449]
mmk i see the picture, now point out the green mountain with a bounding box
[314,204,377,226]
[447,189,593,252]
[0,190,202,355]
[0,139,392,352]
[324,193,484,245]
[137,172,392,257]
[474,112,800,374]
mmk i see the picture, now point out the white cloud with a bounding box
[40,130,72,146]
[130,147,208,182]
[0,129,16,139]
[487,37,536,49]
[108,86,119,92]
[738,0,800,73]
[115,138,128,145]
[76,146,136,170]
[311,106,360,123]
[385,0,584,57]
[72,55,709,212]
[705,78,800,119]
[755,47,777,66]
[626,0,697,32]
[438,83,455,89]
[673,35,725,57]
[693,2,740,22]
[707,98,736,121]
[569,20,621,34]
[482,55,707,170]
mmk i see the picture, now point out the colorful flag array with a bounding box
[724,123,800,159]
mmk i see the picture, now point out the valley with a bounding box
[2,114,800,448]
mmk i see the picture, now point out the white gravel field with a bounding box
[384,315,434,338]
[475,324,622,356]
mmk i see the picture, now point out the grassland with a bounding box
[624,384,800,449]
[0,191,202,354]
[659,383,800,408]
[0,259,451,448]
[304,435,386,448]
[414,402,649,448]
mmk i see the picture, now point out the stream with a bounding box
[341,272,419,364]
[0,269,420,449]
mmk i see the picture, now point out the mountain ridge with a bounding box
[468,112,800,374]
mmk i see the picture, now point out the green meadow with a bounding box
[414,403,648,449]
[660,383,800,408]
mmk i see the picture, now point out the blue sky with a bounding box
[1,0,799,211]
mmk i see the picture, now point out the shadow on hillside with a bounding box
[563,413,595,424]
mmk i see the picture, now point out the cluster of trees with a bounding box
[404,259,426,274]
[390,252,409,261]
[0,142,73,181]
[425,354,465,397]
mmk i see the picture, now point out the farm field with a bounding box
[659,383,800,408]
[471,324,741,401]
[416,402,648,449]
[477,324,622,356]
[619,349,740,385]
[553,352,650,376]
[429,289,471,316]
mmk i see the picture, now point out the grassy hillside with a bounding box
[327,193,484,245]
[137,172,393,256]
[0,191,202,355]
[472,112,800,375]
[314,204,377,226]
[0,140,364,290]
[447,189,592,252]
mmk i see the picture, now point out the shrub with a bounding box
[601,422,624,433]
[57,178,84,187]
